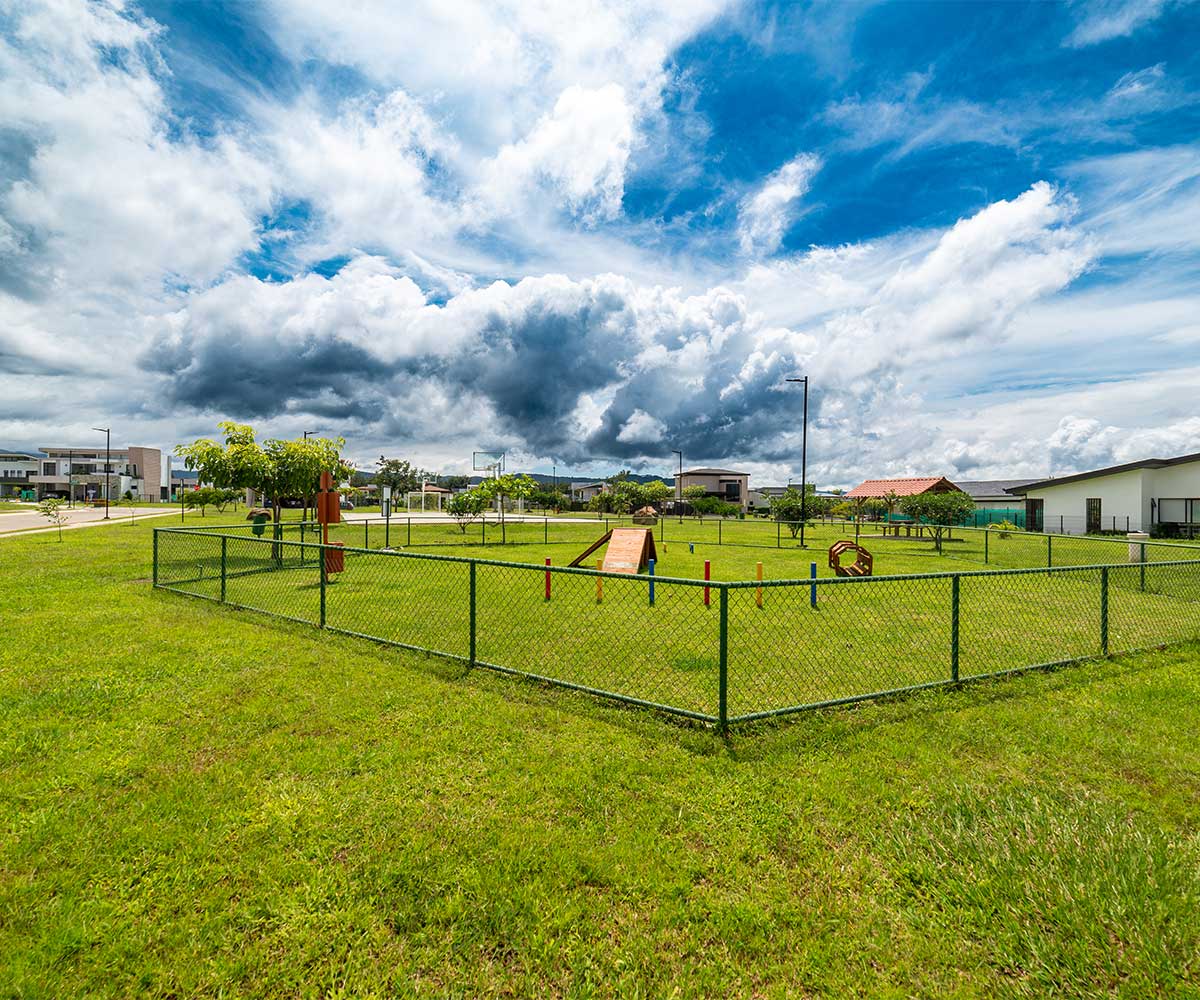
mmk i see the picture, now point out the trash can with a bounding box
[247,507,271,537]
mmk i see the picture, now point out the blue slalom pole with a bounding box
[648,558,655,606]
[810,562,817,609]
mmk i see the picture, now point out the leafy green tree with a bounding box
[441,475,470,491]
[176,422,348,530]
[375,457,422,496]
[768,487,807,538]
[478,474,536,529]
[38,496,68,541]
[447,489,488,533]
[641,480,672,507]
[898,490,976,552]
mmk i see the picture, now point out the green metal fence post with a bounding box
[984,529,989,564]
[319,541,327,628]
[482,518,486,546]
[950,575,960,682]
[365,519,370,549]
[408,517,412,547]
[220,535,227,604]
[469,561,477,667]
[1100,566,1109,656]
[1047,534,1053,568]
[544,517,548,544]
[718,586,729,732]
[300,521,305,564]
[1140,542,1146,592]
[719,519,722,545]
[776,520,781,548]
[152,530,159,586]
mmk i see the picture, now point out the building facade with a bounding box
[1009,453,1200,535]
[676,468,751,509]
[0,451,40,498]
[34,446,162,502]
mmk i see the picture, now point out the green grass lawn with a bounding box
[4,519,1200,997]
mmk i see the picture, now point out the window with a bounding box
[42,462,56,476]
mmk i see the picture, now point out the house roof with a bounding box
[845,477,961,499]
[571,481,606,490]
[421,483,451,492]
[1007,452,1200,494]
[955,479,1040,500]
[680,467,747,476]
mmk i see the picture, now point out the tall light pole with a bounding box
[672,449,683,522]
[302,430,316,523]
[785,377,809,548]
[92,427,111,519]
[68,448,74,508]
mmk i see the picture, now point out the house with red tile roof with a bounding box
[844,476,962,499]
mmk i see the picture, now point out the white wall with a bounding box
[1026,468,1148,533]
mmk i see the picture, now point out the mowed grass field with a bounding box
[4,516,1200,997]
[158,517,1200,720]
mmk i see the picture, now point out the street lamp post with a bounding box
[785,377,810,548]
[92,427,111,519]
[68,448,74,508]
[302,430,316,524]
[672,449,683,522]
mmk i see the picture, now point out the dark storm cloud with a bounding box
[142,331,394,420]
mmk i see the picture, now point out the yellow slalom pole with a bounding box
[596,559,603,603]
[756,562,763,608]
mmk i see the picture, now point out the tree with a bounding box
[641,480,672,508]
[768,487,807,538]
[176,422,348,531]
[121,493,137,525]
[478,474,536,533]
[441,474,470,491]
[681,484,708,514]
[38,497,68,541]
[898,490,976,553]
[447,489,487,533]
[375,457,422,496]
[214,487,241,513]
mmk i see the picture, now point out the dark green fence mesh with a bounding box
[154,525,1200,727]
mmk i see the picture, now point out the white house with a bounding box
[1008,452,1200,536]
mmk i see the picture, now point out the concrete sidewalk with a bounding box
[0,505,182,539]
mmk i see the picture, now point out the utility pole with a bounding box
[68,448,74,508]
[785,377,810,548]
[92,427,111,519]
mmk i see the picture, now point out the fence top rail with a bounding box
[895,520,1200,551]
[154,525,1200,588]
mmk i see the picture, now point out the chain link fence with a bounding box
[154,525,1200,727]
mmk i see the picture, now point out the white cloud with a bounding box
[0,0,272,293]
[1064,0,1183,46]
[737,153,822,256]
[479,83,636,223]
[616,408,667,444]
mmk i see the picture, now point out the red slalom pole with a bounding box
[545,558,552,601]
[704,560,711,607]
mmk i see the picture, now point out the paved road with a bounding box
[0,505,183,539]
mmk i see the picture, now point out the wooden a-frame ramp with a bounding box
[569,527,657,574]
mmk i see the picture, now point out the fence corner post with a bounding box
[469,561,477,666]
[1100,566,1109,656]
[718,585,729,733]
[152,529,159,587]
[984,528,989,564]
[1047,533,1053,568]
[220,534,227,604]
[950,574,960,682]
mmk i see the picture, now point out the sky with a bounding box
[1,0,1198,487]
